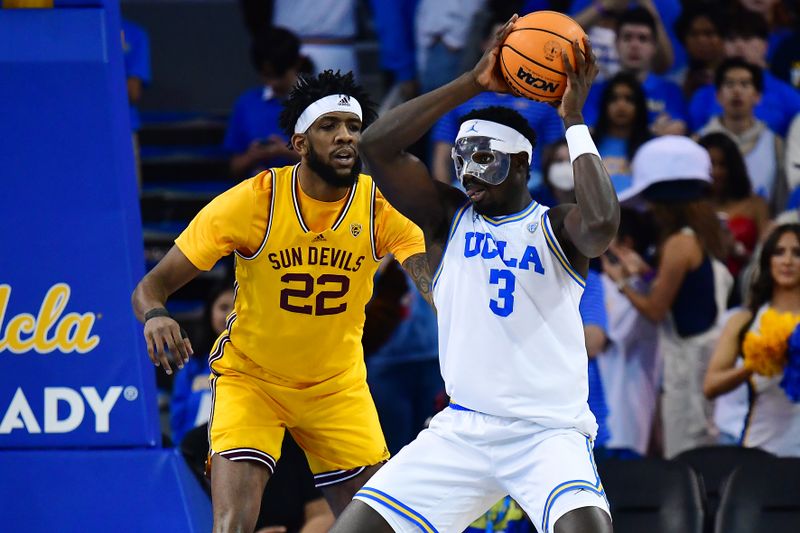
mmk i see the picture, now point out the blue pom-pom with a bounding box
[781,323,800,402]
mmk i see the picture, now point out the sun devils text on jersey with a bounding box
[176,164,424,385]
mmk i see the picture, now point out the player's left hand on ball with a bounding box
[471,14,518,93]
[556,36,598,118]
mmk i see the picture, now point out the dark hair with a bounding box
[279,70,378,138]
[617,7,657,36]
[714,57,764,93]
[594,72,651,160]
[743,224,800,332]
[649,201,727,261]
[674,4,724,44]
[619,207,656,257]
[195,278,236,358]
[250,27,301,76]
[723,8,769,41]
[698,132,752,200]
[458,106,538,151]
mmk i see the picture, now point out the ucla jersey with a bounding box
[225,165,381,384]
[432,201,597,436]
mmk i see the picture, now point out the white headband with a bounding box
[456,119,533,164]
[294,94,363,134]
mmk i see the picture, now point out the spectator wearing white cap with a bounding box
[602,135,733,458]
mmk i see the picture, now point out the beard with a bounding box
[306,143,362,188]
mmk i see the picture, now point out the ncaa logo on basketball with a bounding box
[350,223,362,237]
[527,222,539,234]
[515,67,560,93]
[543,41,560,62]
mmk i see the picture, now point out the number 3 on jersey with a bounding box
[489,268,515,317]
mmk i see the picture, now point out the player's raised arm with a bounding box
[359,15,519,234]
[548,37,620,262]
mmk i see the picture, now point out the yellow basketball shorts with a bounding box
[208,338,389,487]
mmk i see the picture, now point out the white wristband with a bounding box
[565,124,600,164]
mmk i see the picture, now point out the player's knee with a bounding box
[329,499,394,533]
[323,464,383,516]
[553,505,613,533]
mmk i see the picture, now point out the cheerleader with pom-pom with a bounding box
[704,224,800,457]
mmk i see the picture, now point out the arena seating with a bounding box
[714,458,800,533]
[598,458,704,533]
[674,445,775,532]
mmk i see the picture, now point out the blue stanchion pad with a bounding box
[0,448,212,533]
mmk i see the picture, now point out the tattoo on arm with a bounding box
[402,253,434,308]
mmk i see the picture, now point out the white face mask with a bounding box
[452,119,532,185]
[451,136,513,186]
[548,161,574,191]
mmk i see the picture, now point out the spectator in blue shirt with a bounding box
[570,0,681,79]
[226,27,309,178]
[121,18,151,133]
[369,0,418,97]
[734,0,794,62]
[592,72,652,194]
[689,9,800,137]
[582,7,688,136]
[671,3,725,100]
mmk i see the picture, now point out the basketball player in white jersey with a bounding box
[329,16,619,533]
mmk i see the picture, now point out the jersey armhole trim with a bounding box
[542,212,586,289]
[432,201,471,289]
[369,182,382,262]
[235,168,275,260]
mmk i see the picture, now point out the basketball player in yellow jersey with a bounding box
[131,70,430,533]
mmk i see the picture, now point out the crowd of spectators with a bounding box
[128,0,800,530]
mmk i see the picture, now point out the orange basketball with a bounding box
[499,11,587,102]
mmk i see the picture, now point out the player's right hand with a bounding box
[143,316,193,375]
[471,14,518,93]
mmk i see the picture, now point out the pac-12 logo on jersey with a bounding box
[463,232,545,317]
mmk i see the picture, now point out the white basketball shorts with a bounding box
[354,405,610,533]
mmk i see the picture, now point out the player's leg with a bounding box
[331,407,505,533]
[321,463,383,516]
[554,506,613,533]
[291,371,391,516]
[329,498,394,532]
[207,345,287,532]
[210,456,271,533]
[499,424,611,533]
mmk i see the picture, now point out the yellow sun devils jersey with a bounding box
[175,164,424,386]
